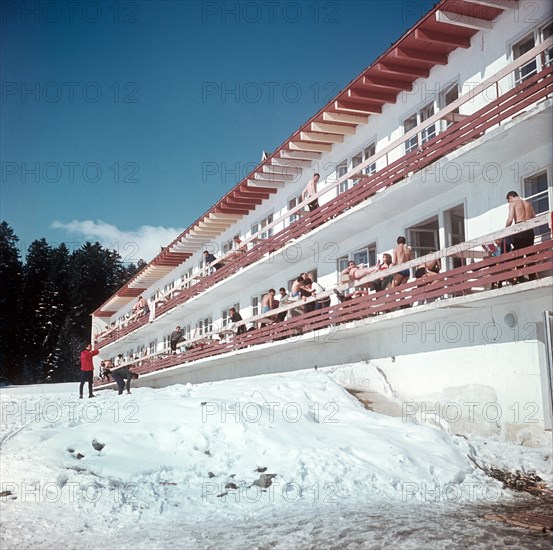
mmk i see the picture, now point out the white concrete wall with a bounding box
[102,0,553,360]
[120,283,553,445]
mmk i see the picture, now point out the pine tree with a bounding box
[43,244,70,382]
[21,239,52,382]
[0,222,23,383]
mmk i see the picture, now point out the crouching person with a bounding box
[111,367,139,395]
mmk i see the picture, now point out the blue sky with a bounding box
[1,0,429,262]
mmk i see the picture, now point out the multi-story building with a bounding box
[93,0,553,444]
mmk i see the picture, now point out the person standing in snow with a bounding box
[111,366,139,395]
[79,343,99,399]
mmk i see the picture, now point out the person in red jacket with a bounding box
[80,343,100,399]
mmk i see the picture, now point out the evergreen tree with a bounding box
[43,244,70,382]
[1,227,148,384]
[21,239,52,382]
[54,314,83,383]
[0,222,23,383]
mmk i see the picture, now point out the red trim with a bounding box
[94,0,518,315]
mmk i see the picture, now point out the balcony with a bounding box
[95,39,553,351]
[94,215,553,389]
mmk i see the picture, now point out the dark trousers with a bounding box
[111,370,126,394]
[79,371,94,397]
[512,228,535,250]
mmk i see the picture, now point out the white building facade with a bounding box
[93,0,553,445]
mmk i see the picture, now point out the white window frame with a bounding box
[403,101,436,153]
[198,316,213,337]
[252,213,273,239]
[523,168,551,241]
[440,82,460,130]
[363,143,376,176]
[336,160,348,195]
[287,193,303,224]
[512,21,553,86]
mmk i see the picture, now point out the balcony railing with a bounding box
[94,216,553,386]
[95,39,553,350]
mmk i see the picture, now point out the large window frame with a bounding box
[523,168,551,241]
[404,102,437,154]
[252,213,274,240]
[512,21,553,86]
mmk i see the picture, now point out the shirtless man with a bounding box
[302,173,320,211]
[261,289,277,313]
[290,276,304,298]
[391,236,412,287]
[505,191,535,250]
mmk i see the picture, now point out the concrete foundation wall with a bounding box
[130,282,553,445]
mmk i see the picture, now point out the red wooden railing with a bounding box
[94,240,552,385]
[96,62,553,350]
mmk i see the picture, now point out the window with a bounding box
[198,316,213,336]
[513,22,553,85]
[404,103,436,153]
[514,33,538,84]
[524,170,550,240]
[420,103,436,144]
[353,244,376,267]
[351,152,363,170]
[337,256,349,278]
[164,280,175,294]
[183,267,193,288]
[336,161,348,194]
[363,143,376,175]
[252,213,273,239]
[288,194,303,224]
[251,295,261,317]
[543,21,553,66]
[222,303,240,328]
[148,339,158,354]
[351,144,376,180]
[403,114,418,153]
[441,83,460,129]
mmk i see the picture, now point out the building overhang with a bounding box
[94,0,517,318]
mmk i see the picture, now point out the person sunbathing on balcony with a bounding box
[505,191,537,283]
[391,236,412,287]
[232,236,247,253]
[414,257,441,279]
[229,307,246,335]
[291,276,304,298]
[341,261,371,280]
[277,288,291,321]
[133,296,149,316]
[299,277,317,313]
[302,173,320,211]
[203,250,224,272]
[261,289,278,313]
[505,191,536,250]
[170,325,184,353]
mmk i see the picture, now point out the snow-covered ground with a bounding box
[1,366,551,549]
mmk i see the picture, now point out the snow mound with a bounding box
[1,369,493,525]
